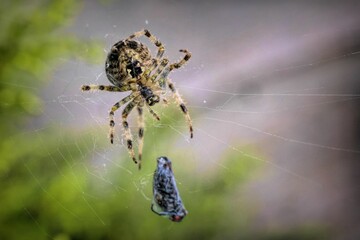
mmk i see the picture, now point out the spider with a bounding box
[81,29,193,169]
[151,156,188,222]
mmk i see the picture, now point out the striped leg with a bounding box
[109,93,139,144]
[122,98,140,165]
[167,79,193,138]
[145,103,160,121]
[129,29,165,58]
[169,49,191,71]
[137,104,145,169]
[162,98,169,105]
[149,58,169,84]
[158,49,192,81]
[143,58,159,78]
[81,84,136,92]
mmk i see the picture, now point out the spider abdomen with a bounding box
[105,39,152,86]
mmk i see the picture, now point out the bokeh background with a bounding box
[1,0,360,239]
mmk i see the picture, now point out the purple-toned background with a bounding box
[44,1,360,238]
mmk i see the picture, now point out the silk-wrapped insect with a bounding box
[151,156,188,222]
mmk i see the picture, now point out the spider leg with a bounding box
[129,29,165,58]
[162,98,169,105]
[169,49,191,71]
[122,97,141,165]
[145,103,161,121]
[148,58,169,84]
[137,103,145,169]
[81,84,136,92]
[167,79,193,138]
[143,58,159,78]
[158,49,192,81]
[109,93,140,144]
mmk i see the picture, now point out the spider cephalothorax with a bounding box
[139,86,160,106]
[81,29,193,169]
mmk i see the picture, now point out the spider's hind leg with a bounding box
[169,49,191,71]
[137,104,145,170]
[129,29,165,58]
[167,79,193,138]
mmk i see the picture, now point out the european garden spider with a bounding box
[81,29,193,169]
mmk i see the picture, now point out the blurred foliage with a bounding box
[0,0,101,135]
[0,0,329,239]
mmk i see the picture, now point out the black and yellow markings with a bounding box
[180,103,187,113]
[168,83,175,92]
[167,80,194,139]
[81,85,91,91]
[81,84,128,92]
[137,105,145,169]
[107,94,139,145]
[122,100,138,164]
[169,49,191,70]
[82,29,193,169]
[150,58,169,82]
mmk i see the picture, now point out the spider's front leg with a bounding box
[145,102,161,121]
[122,97,141,166]
[109,93,139,144]
[81,83,136,92]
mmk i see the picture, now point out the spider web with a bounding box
[21,0,360,238]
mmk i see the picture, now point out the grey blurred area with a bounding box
[49,0,360,239]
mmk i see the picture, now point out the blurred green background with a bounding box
[2,0,360,239]
[0,1,267,239]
